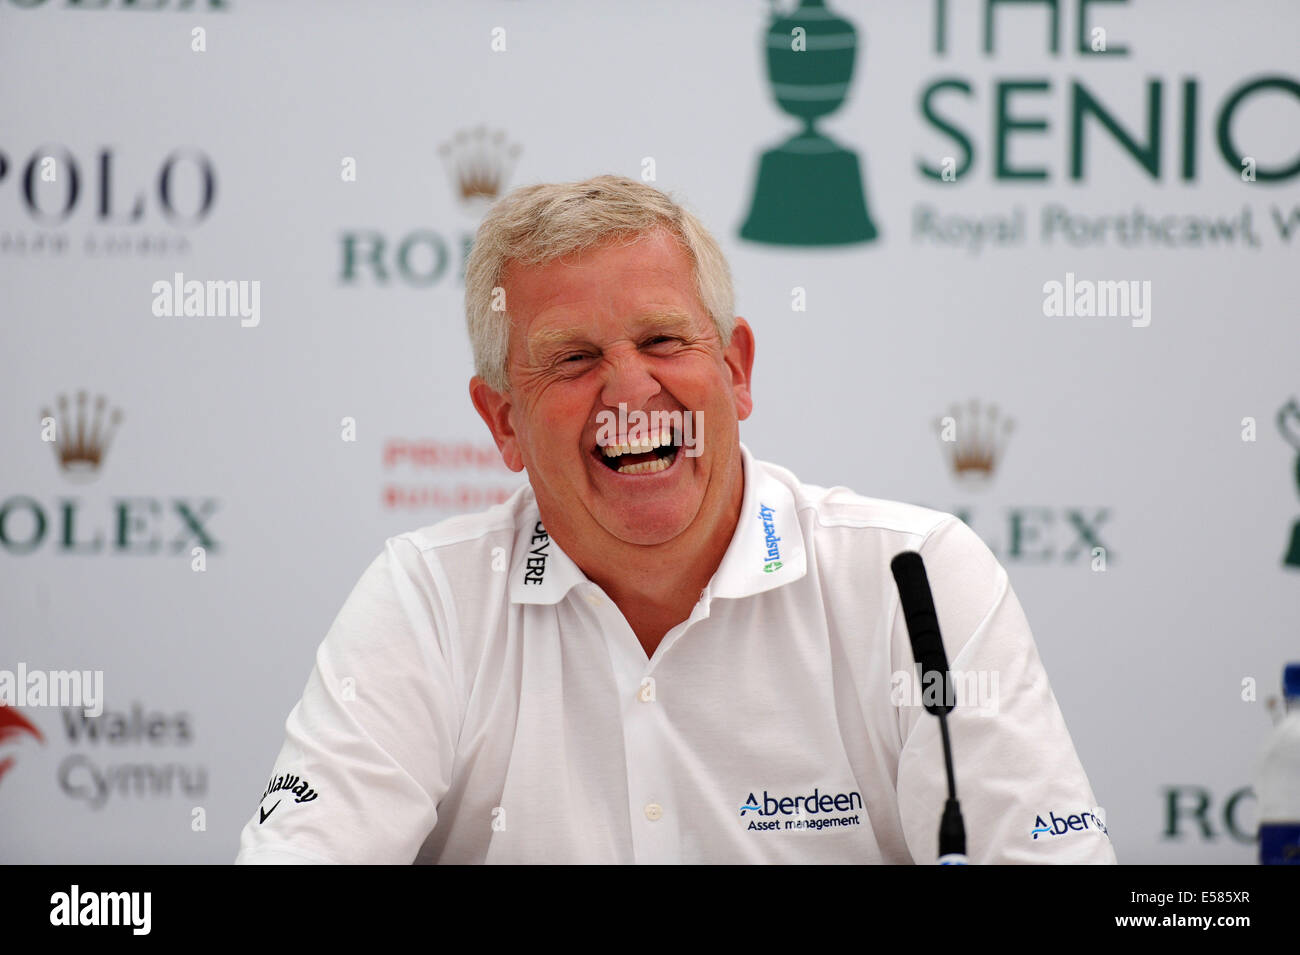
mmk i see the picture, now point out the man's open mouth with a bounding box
[595,425,681,475]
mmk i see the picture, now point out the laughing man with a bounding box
[237,175,1115,864]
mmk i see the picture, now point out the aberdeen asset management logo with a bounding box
[740,787,864,832]
[1031,807,1109,840]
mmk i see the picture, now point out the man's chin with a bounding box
[596,507,697,548]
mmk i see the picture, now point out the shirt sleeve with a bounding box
[893,517,1117,864]
[235,537,461,864]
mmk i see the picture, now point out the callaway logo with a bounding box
[260,771,319,809]
[259,799,282,824]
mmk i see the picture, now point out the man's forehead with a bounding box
[526,309,700,350]
[501,227,688,287]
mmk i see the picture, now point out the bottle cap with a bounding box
[1284,663,1300,699]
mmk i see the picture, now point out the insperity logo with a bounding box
[758,503,783,572]
[1031,808,1109,840]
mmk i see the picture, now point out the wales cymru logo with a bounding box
[0,705,44,785]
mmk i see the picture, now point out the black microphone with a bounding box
[890,550,968,864]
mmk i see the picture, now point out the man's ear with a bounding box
[470,376,525,472]
[724,317,756,422]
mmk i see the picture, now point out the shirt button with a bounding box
[644,803,663,822]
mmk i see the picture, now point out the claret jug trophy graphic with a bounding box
[740,0,879,246]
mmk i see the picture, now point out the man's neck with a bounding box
[549,456,746,659]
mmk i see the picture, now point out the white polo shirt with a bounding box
[236,444,1115,864]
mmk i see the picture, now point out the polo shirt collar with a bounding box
[507,442,807,605]
[707,443,808,599]
[508,509,589,605]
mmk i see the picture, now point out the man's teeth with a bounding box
[600,426,675,458]
[617,455,672,475]
[594,423,679,474]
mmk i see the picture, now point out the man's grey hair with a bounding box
[464,174,735,392]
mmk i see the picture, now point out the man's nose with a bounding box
[599,347,661,412]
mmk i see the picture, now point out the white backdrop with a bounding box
[1,0,1297,864]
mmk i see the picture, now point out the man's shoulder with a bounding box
[385,482,535,558]
[753,454,959,546]
[345,485,537,644]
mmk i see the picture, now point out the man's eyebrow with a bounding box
[525,326,594,358]
[634,310,696,333]
[525,311,697,356]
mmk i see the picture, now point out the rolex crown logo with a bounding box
[41,391,123,479]
[438,126,522,204]
[935,399,1014,480]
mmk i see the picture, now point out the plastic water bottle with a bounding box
[1257,663,1300,865]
